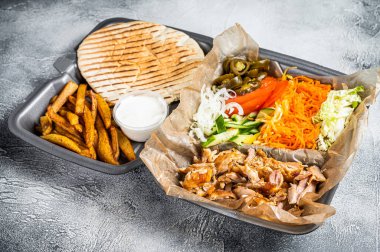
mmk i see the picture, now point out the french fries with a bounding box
[75,84,87,115]
[50,95,58,104]
[83,106,95,148]
[47,106,82,138]
[94,129,99,150]
[117,128,136,161]
[109,126,120,160]
[95,93,112,129]
[40,115,53,136]
[51,81,78,112]
[89,146,97,160]
[54,125,86,147]
[65,101,76,112]
[95,116,119,165]
[35,80,136,165]
[41,134,82,154]
[66,111,79,125]
[58,108,68,117]
[89,90,97,121]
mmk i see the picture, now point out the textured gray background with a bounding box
[1,0,379,251]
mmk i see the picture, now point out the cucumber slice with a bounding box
[230,133,260,145]
[239,128,259,135]
[242,121,263,128]
[225,122,253,129]
[215,115,226,133]
[202,129,239,148]
[231,114,244,122]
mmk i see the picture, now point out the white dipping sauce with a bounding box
[115,96,165,128]
[113,91,168,142]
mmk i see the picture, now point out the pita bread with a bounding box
[77,21,205,104]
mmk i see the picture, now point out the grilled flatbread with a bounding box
[77,21,204,104]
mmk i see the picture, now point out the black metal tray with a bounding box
[8,17,342,233]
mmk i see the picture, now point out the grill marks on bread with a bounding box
[77,21,204,103]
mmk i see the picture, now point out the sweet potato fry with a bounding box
[47,106,81,138]
[93,129,99,150]
[116,128,136,161]
[58,108,68,117]
[69,95,92,109]
[51,81,78,112]
[68,95,76,105]
[54,125,85,147]
[75,84,87,115]
[40,115,53,136]
[65,101,76,112]
[66,111,79,125]
[89,146,97,160]
[90,90,97,121]
[79,148,94,159]
[83,106,95,148]
[74,124,83,133]
[50,95,58,104]
[95,116,119,165]
[95,93,111,129]
[41,134,82,154]
[109,126,120,160]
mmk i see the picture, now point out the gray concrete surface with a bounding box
[0,0,379,251]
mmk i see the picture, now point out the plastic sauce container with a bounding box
[113,91,168,142]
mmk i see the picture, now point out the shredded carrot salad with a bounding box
[258,76,331,150]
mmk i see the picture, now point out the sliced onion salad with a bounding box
[189,85,244,142]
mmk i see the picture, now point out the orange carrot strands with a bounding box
[258,76,331,150]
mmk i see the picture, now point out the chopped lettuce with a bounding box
[313,86,364,151]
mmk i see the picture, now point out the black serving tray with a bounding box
[8,17,342,233]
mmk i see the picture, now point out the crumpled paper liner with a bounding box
[140,24,380,225]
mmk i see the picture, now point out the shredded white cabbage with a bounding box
[189,85,243,142]
[313,86,364,151]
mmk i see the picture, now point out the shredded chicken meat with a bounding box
[179,148,326,217]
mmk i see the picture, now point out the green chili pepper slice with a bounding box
[250,59,270,71]
[247,69,259,78]
[212,73,235,86]
[230,59,250,75]
[235,81,261,95]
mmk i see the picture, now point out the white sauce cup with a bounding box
[113,91,169,142]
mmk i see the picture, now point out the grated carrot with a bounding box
[258,76,331,150]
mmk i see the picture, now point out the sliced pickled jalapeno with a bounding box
[236,81,261,95]
[247,69,259,78]
[212,73,235,86]
[250,59,270,71]
[230,76,243,88]
[243,76,257,85]
[219,76,242,89]
[213,57,271,95]
[230,59,250,75]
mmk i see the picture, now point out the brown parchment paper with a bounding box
[140,24,380,225]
